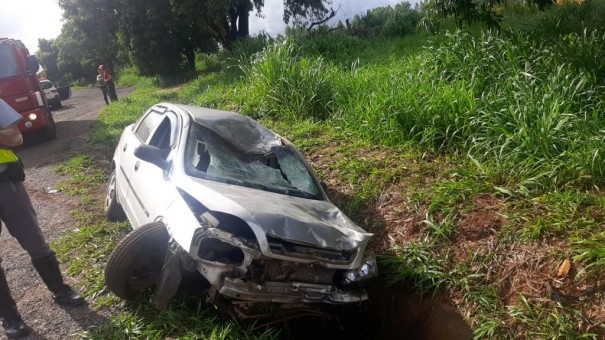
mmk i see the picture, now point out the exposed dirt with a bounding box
[0,87,133,340]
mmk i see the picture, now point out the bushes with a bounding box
[350,2,422,37]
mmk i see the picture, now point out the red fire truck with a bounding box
[0,38,56,139]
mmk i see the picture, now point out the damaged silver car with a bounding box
[103,103,377,317]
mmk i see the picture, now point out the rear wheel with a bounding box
[105,169,126,221]
[105,222,170,300]
[54,96,62,109]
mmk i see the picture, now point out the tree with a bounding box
[36,39,60,81]
[57,0,333,77]
[420,0,503,30]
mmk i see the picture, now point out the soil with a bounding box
[1,87,474,340]
[0,87,134,340]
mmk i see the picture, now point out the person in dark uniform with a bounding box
[0,99,85,339]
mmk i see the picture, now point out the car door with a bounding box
[127,110,180,227]
[119,106,168,227]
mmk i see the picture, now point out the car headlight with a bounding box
[341,255,377,285]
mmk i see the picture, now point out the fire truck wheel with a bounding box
[43,112,57,140]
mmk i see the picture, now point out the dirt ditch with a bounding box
[273,280,471,340]
[1,87,472,339]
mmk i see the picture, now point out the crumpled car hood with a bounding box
[181,177,372,252]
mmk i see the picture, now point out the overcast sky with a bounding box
[0,0,415,53]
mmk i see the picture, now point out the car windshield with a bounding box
[184,122,322,200]
[40,81,52,90]
[0,45,20,79]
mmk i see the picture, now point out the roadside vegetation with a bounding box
[50,0,605,338]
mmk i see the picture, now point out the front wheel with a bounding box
[105,222,170,300]
[105,169,126,222]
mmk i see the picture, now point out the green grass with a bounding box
[49,4,605,338]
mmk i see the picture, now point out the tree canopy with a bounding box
[50,0,332,79]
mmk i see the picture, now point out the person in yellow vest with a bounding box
[0,99,85,339]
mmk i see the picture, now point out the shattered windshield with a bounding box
[184,122,322,200]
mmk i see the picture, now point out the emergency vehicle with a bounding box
[0,38,56,139]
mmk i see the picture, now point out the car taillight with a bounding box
[51,89,58,93]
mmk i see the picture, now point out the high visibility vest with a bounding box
[0,149,18,164]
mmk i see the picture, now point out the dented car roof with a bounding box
[182,105,282,155]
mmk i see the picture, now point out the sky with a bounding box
[0,0,413,53]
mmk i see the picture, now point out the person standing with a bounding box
[0,99,85,339]
[97,68,109,105]
[98,65,118,102]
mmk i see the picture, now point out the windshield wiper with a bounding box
[284,186,319,199]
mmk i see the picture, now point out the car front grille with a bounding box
[266,234,355,263]
[250,260,335,285]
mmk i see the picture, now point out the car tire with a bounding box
[105,222,170,300]
[42,111,56,140]
[105,169,127,222]
[54,96,62,109]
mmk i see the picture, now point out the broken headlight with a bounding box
[341,255,377,285]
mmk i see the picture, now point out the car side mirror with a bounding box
[26,55,40,74]
[134,144,170,170]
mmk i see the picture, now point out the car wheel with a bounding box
[54,96,62,109]
[42,112,56,140]
[104,222,170,300]
[105,169,126,221]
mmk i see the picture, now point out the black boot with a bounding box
[1,315,31,339]
[31,252,85,307]
[0,269,31,339]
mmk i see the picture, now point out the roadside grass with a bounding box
[51,5,605,338]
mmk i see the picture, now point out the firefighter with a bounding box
[0,99,85,339]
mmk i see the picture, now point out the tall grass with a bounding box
[239,26,605,190]
[240,41,336,120]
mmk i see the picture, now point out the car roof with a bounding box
[162,102,282,155]
[39,79,52,84]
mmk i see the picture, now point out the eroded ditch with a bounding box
[242,279,472,340]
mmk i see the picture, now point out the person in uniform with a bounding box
[0,99,85,339]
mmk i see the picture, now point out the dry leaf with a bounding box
[557,258,571,277]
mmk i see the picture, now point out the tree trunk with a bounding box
[228,7,239,41]
[237,3,249,38]
[184,48,195,72]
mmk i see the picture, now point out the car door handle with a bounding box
[123,143,128,152]
[134,161,140,171]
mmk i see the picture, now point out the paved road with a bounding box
[18,86,134,168]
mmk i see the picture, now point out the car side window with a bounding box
[149,117,172,150]
[135,109,165,142]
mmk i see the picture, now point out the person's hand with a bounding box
[0,125,23,148]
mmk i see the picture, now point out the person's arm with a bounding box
[0,124,23,147]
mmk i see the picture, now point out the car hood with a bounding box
[180,177,371,252]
